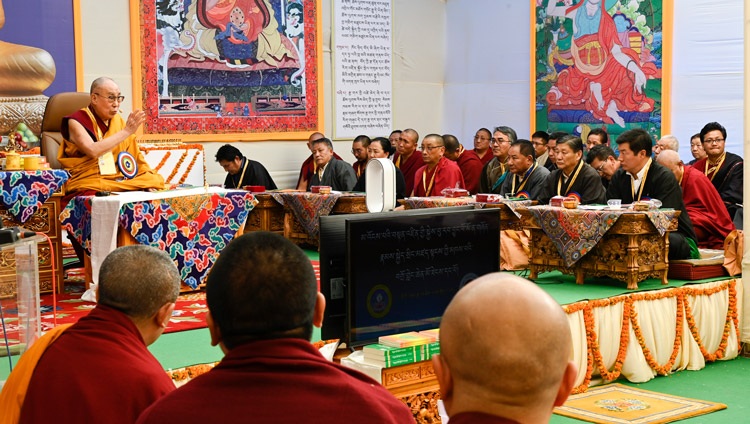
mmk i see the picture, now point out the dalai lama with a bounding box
[59,77,164,196]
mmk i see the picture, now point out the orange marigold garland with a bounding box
[565,280,737,394]
[683,280,736,362]
[572,305,594,394]
[166,151,189,184]
[153,151,172,173]
[588,298,630,383]
[629,293,684,375]
[177,151,201,185]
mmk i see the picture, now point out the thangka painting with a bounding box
[133,0,321,140]
[533,0,669,142]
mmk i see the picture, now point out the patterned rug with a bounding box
[0,261,321,350]
[554,383,726,423]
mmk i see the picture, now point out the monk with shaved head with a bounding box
[433,273,577,424]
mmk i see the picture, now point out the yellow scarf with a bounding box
[0,324,72,424]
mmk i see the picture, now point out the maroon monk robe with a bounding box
[352,160,367,178]
[393,150,423,196]
[456,148,484,194]
[136,339,414,424]
[296,152,343,190]
[20,304,174,424]
[412,157,466,197]
[681,165,735,249]
[474,149,493,166]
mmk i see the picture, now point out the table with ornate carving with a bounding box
[270,191,368,248]
[0,170,69,297]
[519,206,680,289]
[243,192,284,236]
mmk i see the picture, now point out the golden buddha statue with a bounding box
[0,2,56,95]
[0,0,57,134]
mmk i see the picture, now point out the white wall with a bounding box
[443,0,531,145]
[80,0,446,188]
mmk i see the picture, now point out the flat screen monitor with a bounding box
[318,206,480,342]
[346,208,500,346]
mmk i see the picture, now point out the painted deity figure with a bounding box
[545,0,657,127]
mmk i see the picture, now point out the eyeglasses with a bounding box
[420,145,444,151]
[595,162,606,173]
[531,141,546,146]
[94,93,125,103]
[703,138,724,144]
[473,136,489,141]
[490,138,509,145]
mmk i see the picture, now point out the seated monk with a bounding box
[657,150,734,249]
[59,77,164,195]
[0,1,56,96]
[412,134,465,197]
[0,245,180,423]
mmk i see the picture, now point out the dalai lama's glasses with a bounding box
[94,93,125,104]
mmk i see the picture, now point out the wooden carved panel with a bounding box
[400,389,442,424]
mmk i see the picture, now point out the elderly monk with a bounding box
[657,150,734,249]
[479,126,516,194]
[296,132,343,191]
[59,77,164,195]
[308,137,356,191]
[691,122,743,227]
[443,134,482,194]
[412,134,465,197]
[500,139,550,200]
[392,128,423,196]
[433,273,577,424]
[0,245,180,424]
[608,129,698,260]
[137,232,414,424]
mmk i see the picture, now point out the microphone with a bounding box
[0,227,37,245]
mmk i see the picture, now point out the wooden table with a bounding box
[519,207,680,289]
[62,188,255,292]
[275,192,368,248]
[0,193,63,297]
[400,197,533,271]
[243,192,284,236]
[0,169,69,297]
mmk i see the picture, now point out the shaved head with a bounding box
[435,273,575,421]
[655,149,683,182]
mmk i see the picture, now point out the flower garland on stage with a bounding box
[166,151,189,183]
[178,151,201,186]
[564,280,740,394]
[153,151,172,174]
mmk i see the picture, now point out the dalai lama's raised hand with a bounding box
[125,109,146,135]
